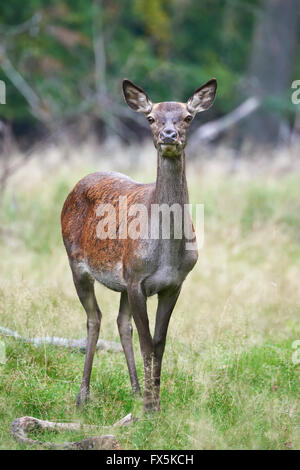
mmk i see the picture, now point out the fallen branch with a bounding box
[0,326,122,353]
[11,413,135,450]
[189,96,261,149]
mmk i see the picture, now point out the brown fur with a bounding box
[62,173,154,277]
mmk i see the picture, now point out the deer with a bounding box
[61,78,217,412]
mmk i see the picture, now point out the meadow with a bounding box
[0,142,300,450]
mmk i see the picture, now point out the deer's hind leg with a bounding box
[127,284,153,411]
[152,285,181,411]
[70,261,102,406]
[117,291,141,396]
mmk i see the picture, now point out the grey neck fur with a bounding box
[154,150,189,207]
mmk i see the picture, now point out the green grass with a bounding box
[0,151,300,449]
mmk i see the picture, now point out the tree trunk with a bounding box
[238,0,299,147]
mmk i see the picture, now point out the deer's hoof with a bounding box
[153,403,161,413]
[133,387,142,397]
[143,401,160,413]
[75,389,90,407]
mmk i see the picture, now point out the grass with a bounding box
[0,143,300,449]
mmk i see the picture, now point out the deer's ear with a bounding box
[122,79,153,114]
[187,78,217,114]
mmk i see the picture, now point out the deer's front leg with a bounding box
[127,284,153,412]
[153,286,181,412]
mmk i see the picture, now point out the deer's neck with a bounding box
[154,150,189,206]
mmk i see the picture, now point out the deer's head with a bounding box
[123,78,217,157]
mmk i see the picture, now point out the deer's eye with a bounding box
[147,116,155,124]
[184,115,193,123]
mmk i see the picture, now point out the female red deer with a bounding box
[61,78,217,411]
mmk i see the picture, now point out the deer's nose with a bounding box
[160,127,178,143]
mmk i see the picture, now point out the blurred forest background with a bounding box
[0,0,299,167]
[1,1,300,450]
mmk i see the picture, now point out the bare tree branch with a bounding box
[189,96,261,150]
[0,12,42,37]
[0,51,50,122]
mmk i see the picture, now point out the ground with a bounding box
[0,142,299,449]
